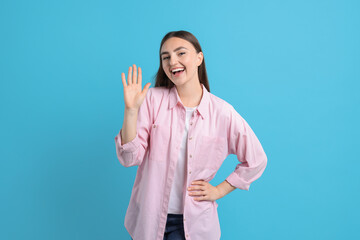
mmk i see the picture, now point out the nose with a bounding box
[169,54,178,66]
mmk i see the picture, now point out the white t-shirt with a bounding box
[167,105,198,214]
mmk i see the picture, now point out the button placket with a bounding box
[189,110,196,126]
[187,118,193,166]
[188,113,193,140]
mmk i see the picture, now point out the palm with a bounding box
[121,64,151,110]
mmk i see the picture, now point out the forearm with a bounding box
[216,180,236,198]
[121,108,138,145]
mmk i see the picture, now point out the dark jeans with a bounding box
[131,213,185,240]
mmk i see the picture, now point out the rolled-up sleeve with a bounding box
[114,88,153,167]
[225,105,267,190]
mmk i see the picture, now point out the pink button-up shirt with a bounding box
[114,83,267,240]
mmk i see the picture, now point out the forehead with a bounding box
[161,37,194,52]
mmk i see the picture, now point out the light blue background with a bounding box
[1,0,359,239]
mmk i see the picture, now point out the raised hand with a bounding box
[121,64,151,111]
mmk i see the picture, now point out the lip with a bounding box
[171,68,185,77]
[170,67,185,72]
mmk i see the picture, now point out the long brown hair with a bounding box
[153,30,210,92]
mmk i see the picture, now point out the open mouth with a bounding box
[171,68,185,77]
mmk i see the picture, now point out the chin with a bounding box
[168,77,182,86]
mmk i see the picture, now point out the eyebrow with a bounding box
[160,46,188,56]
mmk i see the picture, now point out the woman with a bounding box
[115,30,267,240]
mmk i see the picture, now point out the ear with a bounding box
[197,52,204,67]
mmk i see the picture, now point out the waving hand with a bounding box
[121,64,151,111]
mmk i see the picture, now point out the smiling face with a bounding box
[160,37,203,88]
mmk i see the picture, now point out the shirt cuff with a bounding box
[114,129,140,153]
[225,172,251,191]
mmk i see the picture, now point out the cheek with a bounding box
[183,58,193,68]
[161,65,167,73]
[163,67,171,77]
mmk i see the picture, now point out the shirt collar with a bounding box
[168,83,209,120]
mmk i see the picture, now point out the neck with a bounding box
[175,81,203,108]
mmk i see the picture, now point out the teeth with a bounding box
[172,68,184,73]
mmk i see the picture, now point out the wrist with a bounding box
[125,107,139,115]
[215,186,225,199]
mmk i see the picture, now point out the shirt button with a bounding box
[184,218,186,221]
[186,234,189,238]
[189,171,191,174]
[189,154,192,158]
[189,137,192,140]
[153,125,156,128]
[190,122,193,125]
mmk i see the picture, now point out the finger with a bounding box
[191,181,205,186]
[133,64,137,84]
[190,190,205,196]
[194,195,206,201]
[142,82,151,96]
[121,72,127,87]
[189,185,205,191]
[128,66,132,85]
[138,67,142,86]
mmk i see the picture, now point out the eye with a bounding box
[162,52,185,60]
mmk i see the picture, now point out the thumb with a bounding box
[142,82,151,96]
